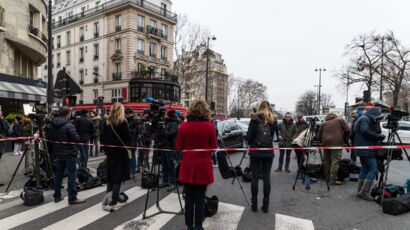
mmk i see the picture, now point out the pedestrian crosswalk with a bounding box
[0,183,316,230]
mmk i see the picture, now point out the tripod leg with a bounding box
[175,178,184,215]
[224,150,250,206]
[6,143,29,192]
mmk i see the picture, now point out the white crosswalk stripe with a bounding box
[0,183,258,230]
[0,186,106,229]
[114,193,184,230]
[42,186,146,230]
[275,213,315,230]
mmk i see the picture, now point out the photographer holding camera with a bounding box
[353,107,385,201]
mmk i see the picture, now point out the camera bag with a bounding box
[217,151,233,179]
[242,166,252,182]
[97,159,107,183]
[383,192,410,215]
[141,173,159,189]
[20,186,44,206]
[204,195,219,218]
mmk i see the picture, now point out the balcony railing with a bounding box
[79,35,84,42]
[79,79,84,85]
[161,56,167,61]
[79,57,84,63]
[94,54,99,60]
[94,32,99,38]
[136,49,144,55]
[57,42,61,48]
[115,25,121,32]
[149,53,157,58]
[112,72,122,81]
[52,0,177,30]
[41,33,48,43]
[146,25,167,40]
[28,25,39,36]
[93,78,99,83]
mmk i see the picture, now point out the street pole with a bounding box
[345,71,350,117]
[47,0,53,112]
[315,68,326,115]
[205,36,216,104]
[380,38,384,101]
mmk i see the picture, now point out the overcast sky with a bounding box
[172,0,410,112]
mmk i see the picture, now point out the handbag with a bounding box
[20,186,44,206]
[204,195,219,217]
[111,124,132,159]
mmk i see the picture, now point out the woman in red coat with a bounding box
[176,100,217,230]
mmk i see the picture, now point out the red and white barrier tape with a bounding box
[2,136,409,152]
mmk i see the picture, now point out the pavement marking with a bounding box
[0,186,106,229]
[114,193,184,230]
[203,202,245,230]
[42,186,146,230]
[88,156,106,162]
[275,213,315,230]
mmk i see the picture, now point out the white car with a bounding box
[380,121,410,144]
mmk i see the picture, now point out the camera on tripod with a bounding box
[386,109,409,131]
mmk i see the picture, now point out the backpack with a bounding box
[20,180,44,206]
[256,123,272,148]
[97,160,107,183]
[204,195,219,218]
[338,159,351,181]
[242,166,252,182]
[217,151,233,179]
[383,192,410,215]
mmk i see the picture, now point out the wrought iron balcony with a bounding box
[79,57,84,63]
[80,35,84,42]
[115,25,121,32]
[28,25,39,36]
[94,54,99,60]
[137,25,144,32]
[94,32,99,38]
[112,72,122,81]
[136,50,145,55]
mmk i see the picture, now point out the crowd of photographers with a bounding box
[0,100,395,229]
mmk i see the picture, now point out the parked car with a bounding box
[380,121,410,144]
[216,120,247,149]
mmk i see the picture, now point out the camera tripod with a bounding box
[380,127,410,204]
[216,124,249,206]
[292,128,330,192]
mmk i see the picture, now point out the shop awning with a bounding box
[0,74,47,102]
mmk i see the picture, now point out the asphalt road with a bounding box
[0,148,409,230]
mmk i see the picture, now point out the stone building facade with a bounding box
[0,0,48,114]
[42,0,178,105]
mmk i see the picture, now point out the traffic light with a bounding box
[64,95,77,106]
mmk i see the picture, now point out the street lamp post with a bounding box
[205,36,216,103]
[47,0,53,112]
[374,35,392,101]
[315,68,326,114]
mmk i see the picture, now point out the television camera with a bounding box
[386,109,409,131]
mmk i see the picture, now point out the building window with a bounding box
[137,15,144,32]
[115,63,121,74]
[161,24,168,39]
[79,26,84,42]
[93,89,98,98]
[67,11,73,18]
[160,68,166,79]
[149,42,156,58]
[66,31,71,45]
[81,7,86,17]
[93,66,99,82]
[56,53,61,67]
[112,88,121,99]
[58,16,62,24]
[79,69,84,81]
[137,39,144,54]
[94,43,99,59]
[79,47,84,62]
[29,10,34,27]
[160,3,167,16]
[57,35,61,48]
[95,1,100,9]
[150,19,157,28]
[161,46,167,60]
[115,15,121,32]
[94,22,99,37]
[115,38,121,53]
[66,50,71,65]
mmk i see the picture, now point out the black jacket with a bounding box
[48,116,80,156]
[165,116,179,149]
[73,115,95,142]
[0,119,9,138]
[126,115,140,146]
[246,112,277,158]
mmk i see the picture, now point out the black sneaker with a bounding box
[54,197,63,203]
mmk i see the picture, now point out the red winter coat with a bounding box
[175,120,217,185]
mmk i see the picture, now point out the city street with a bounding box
[0,148,409,230]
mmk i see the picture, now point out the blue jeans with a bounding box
[54,155,77,201]
[129,150,137,174]
[359,157,378,181]
[78,144,89,168]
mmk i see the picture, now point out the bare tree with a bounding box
[379,32,410,106]
[321,93,335,108]
[227,75,242,116]
[295,90,317,116]
[238,79,268,116]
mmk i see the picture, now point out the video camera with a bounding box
[386,109,409,131]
